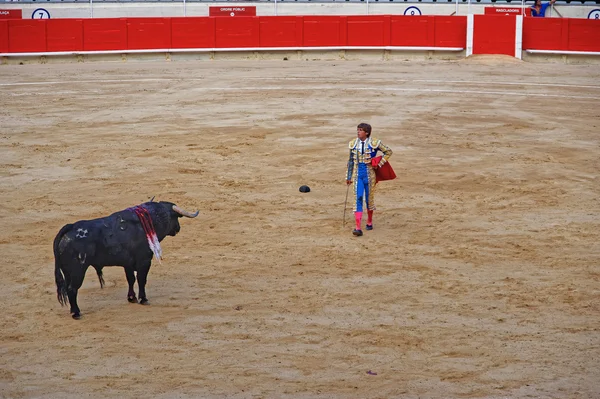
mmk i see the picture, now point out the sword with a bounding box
[343,183,351,228]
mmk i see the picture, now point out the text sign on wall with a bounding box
[484,7,524,15]
[0,9,22,19]
[209,6,256,17]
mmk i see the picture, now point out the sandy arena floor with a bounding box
[1,57,599,399]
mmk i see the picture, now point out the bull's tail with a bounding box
[53,224,72,306]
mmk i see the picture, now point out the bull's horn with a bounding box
[173,205,199,218]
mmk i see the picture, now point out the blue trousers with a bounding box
[355,163,370,212]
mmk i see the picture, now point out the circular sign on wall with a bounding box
[32,8,50,19]
[588,9,600,19]
[404,6,422,16]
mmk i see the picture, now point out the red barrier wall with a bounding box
[435,16,467,48]
[523,18,565,50]
[568,19,600,51]
[0,16,466,54]
[523,18,600,52]
[83,19,127,51]
[47,19,83,52]
[0,20,8,53]
[347,15,388,46]
[473,15,516,56]
[391,16,431,46]
[3,15,597,56]
[303,16,346,47]
[128,18,171,50]
[9,20,46,52]
[171,17,215,48]
[215,16,260,48]
[259,16,302,47]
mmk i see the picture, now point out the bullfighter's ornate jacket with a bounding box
[346,136,393,181]
[346,136,393,212]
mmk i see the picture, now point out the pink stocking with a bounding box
[354,211,363,230]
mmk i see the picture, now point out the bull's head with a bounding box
[146,201,199,239]
[167,202,199,237]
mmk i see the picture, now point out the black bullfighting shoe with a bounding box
[366,224,373,231]
[352,229,363,236]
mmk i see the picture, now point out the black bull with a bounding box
[53,201,198,319]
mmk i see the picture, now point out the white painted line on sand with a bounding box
[1,81,598,100]
[206,86,600,99]
[0,77,599,90]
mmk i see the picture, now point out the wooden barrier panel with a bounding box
[127,18,172,50]
[567,19,600,52]
[8,20,47,53]
[171,17,215,49]
[473,15,516,56]
[522,18,564,51]
[0,20,8,53]
[522,18,600,52]
[391,16,432,47]
[259,16,302,48]
[347,15,388,47]
[303,16,346,47]
[83,19,127,51]
[434,16,467,48]
[215,16,260,48]
[46,19,83,52]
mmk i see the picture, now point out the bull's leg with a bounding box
[67,288,81,320]
[65,266,87,320]
[92,265,105,289]
[124,267,137,303]
[136,260,152,305]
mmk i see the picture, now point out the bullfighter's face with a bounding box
[357,128,368,141]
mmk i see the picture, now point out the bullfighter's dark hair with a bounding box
[357,123,372,137]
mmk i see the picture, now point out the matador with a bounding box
[346,123,393,236]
